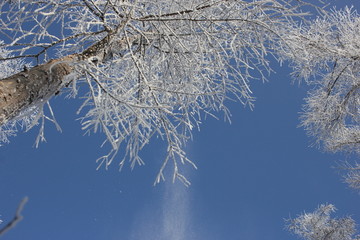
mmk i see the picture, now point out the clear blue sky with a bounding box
[1,1,360,240]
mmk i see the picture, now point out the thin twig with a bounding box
[0,197,29,237]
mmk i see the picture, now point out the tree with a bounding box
[0,0,315,184]
[2,1,360,238]
[287,204,360,240]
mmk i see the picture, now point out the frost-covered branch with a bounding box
[287,204,360,240]
[0,0,319,183]
[277,7,360,154]
[338,161,360,191]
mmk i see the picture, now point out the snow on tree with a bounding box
[287,204,360,240]
[4,2,360,185]
[338,161,360,191]
[276,7,360,191]
[277,7,360,154]
[0,0,317,184]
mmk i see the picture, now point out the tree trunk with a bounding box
[0,55,77,125]
[0,33,118,125]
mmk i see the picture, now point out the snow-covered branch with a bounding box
[287,204,360,240]
[0,0,320,183]
[277,7,360,154]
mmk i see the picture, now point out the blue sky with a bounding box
[1,1,360,240]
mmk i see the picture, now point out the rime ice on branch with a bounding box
[277,7,360,154]
[287,204,360,240]
[0,0,316,184]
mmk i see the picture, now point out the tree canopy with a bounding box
[0,0,359,185]
[0,0,319,184]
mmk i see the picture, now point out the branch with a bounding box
[138,3,213,21]
[0,197,29,236]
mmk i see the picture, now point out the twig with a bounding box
[0,197,29,237]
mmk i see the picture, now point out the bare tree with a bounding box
[0,0,317,184]
[287,204,360,240]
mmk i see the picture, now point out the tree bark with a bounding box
[0,31,119,126]
[0,55,77,125]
